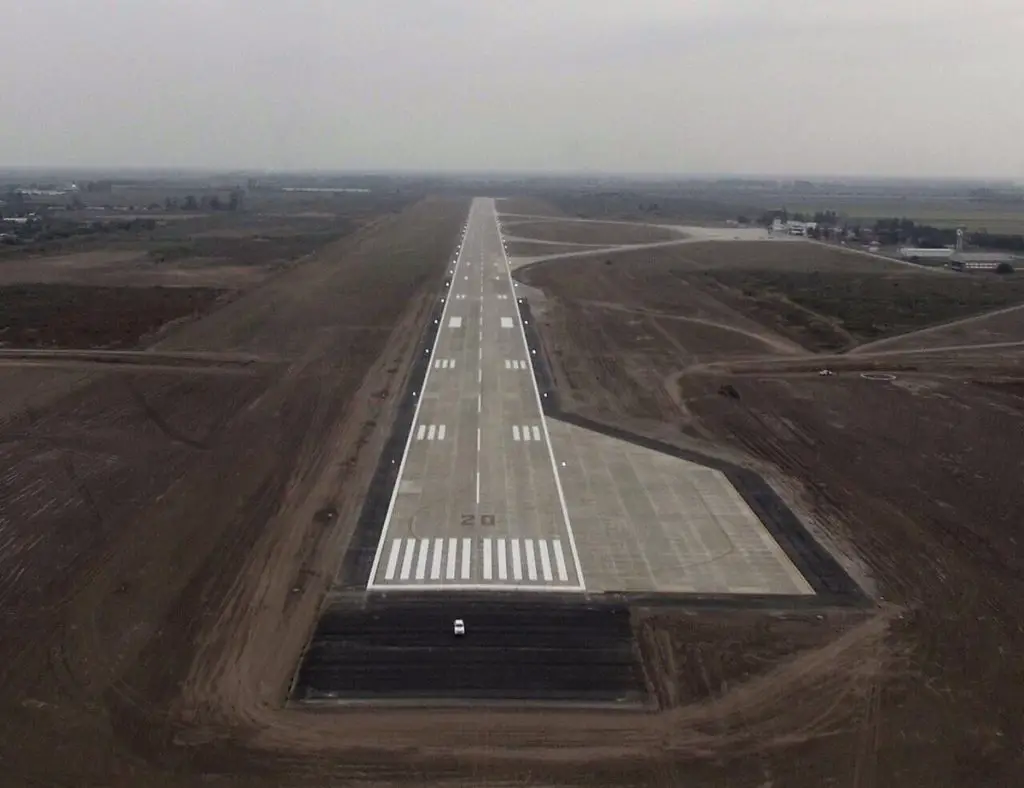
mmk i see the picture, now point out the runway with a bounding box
[366,198,584,591]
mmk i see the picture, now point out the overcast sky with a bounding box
[1,0,1022,177]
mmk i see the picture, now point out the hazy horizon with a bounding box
[1,0,1022,178]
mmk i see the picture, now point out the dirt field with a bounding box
[0,284,230,349]
[512,238,1024,786]
[501,218,681,245]
[5,202,1024,787]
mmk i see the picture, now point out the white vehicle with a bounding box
[453,619,465,636]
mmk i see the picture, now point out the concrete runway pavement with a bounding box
[367,198,584,591]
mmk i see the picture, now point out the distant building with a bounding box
[899,247,955,261]
[949,252,1017,271]
[771,219,818,236]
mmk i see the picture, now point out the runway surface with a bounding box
[367,198,584,591]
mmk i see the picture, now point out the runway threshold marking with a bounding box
[377,537,578,586]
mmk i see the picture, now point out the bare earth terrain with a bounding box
[2,200,1023,786]
[509,216,1024,786]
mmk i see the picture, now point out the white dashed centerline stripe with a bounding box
[384,539,402,581]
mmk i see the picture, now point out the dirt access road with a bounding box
[510,218,1024,787]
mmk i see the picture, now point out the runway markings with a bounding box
[512,424,542,442]
[431,537,443,580]
[461,537,472,579]
[525,539,538,581]
[455,294,467,300]
[434,358,457,369]
[378,537,576,585]
[496,294,508,300]
[446,537,457,579]
[500,317,514,328]
[511,538,523,580]
[416,424,446,441]
[448,316,463,328]
[504,359,527,370]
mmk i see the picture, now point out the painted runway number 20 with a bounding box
[461,514,496,527]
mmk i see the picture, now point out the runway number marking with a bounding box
[460,513,496,527]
